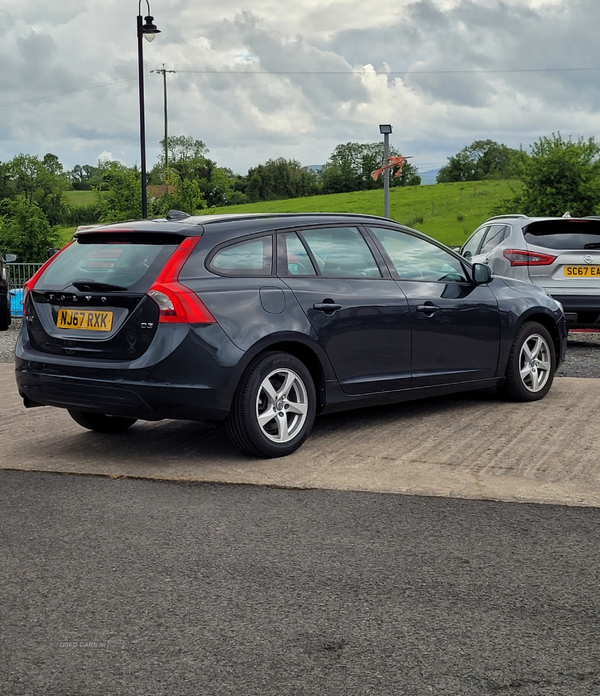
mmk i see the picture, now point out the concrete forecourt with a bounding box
[1,362,599,508]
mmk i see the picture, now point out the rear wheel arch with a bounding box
[245,338,330,413]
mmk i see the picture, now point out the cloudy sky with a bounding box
[1,0,599,176]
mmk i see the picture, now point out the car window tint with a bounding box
[39,240,173,290]
[281,232,317,276]
[370,227,468,283]
[298,227,381,278]
[461,227,488,259]
[210,237,272,276]
[524,219,600,250]
[480,225,508,254]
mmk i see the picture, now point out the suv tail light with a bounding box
[22,242,73,315]
[147,237,215,324]
[503,249,557,266]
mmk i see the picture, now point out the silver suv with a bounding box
[461,214,600,329]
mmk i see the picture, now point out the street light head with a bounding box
[379,124,392,135]
[142,16,160,41]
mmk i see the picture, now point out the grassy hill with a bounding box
[62,179,521,248]
[202,179,521,247]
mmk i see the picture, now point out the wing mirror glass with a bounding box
[4,253,17,262]
[473,262,492,284]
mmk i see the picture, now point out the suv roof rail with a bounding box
[486,214,529,221]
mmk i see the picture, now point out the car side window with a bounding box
[209,236,273,276]
[298,227,381,278]
[480,225,508,254]
[280,232,317,276]
[370,227,468,283]
[461,227,488,259]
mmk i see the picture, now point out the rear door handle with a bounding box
[313,302,342,312]
[417,303,440,314]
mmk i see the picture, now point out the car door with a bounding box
[278,227,412,395]
[368,226,500,387]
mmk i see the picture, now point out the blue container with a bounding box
[10,288,23,316]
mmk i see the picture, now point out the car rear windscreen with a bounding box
[524,220,600,250]
[39,233,183,291]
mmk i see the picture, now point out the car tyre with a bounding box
[498,321,555,402]
[68,409,138,433]
[226,351,316,458]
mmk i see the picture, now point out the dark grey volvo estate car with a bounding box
[15,212,567,457]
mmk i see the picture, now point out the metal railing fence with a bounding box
[7,263,43,316]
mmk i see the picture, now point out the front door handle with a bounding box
[313,302,342,312]
[417,303,440,315]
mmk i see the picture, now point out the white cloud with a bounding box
[0,0,598,176]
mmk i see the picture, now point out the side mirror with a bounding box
[4,253,17,263]
[473,262,492,284]
[47,248,60,259]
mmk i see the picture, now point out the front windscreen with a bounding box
[39,236,180,291]
[524,220,600,250]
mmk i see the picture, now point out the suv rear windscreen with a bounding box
[39,233,184,291]
[524,220,600,250]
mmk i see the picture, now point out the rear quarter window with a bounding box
[208,236,273,276]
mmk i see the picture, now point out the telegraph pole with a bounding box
[151,65,176,178]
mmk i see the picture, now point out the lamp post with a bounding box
[379,124,392,218]
[137,1,160,218]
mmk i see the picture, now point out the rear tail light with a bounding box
[503,249,557,266]
[22,242,73,315]
[147,237,215,324]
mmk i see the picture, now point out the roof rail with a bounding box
[485,214,529,221]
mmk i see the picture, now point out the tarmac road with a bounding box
[2,331,600,695]
[1,470,599,696]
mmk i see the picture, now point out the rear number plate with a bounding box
[564,266,600,277]
[56,308,113,331]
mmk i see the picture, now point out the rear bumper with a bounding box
[549,294,600,328]
[15,323,247,422]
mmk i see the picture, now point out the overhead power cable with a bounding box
[0,75,138,109]
[1,65,598,109]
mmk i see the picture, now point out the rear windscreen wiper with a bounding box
[583,243,600,249]
[71,280,128,291]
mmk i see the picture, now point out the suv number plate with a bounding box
[56,308,113,331]
[564,266,600,277]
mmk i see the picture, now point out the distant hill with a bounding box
[420,168,440,185]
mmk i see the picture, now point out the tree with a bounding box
[246,159,318,202]
[321,142,420,194]
[95,161,143,223]
[7,153,69,225]
[155,135,211,183]
[505,133,600,217]
[67,164,100,190]
[0,198,61,262]
[436,140,522,183]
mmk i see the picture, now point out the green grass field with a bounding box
[60,179,521,248]
[201,179,521,247]
[64,190,97,206]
